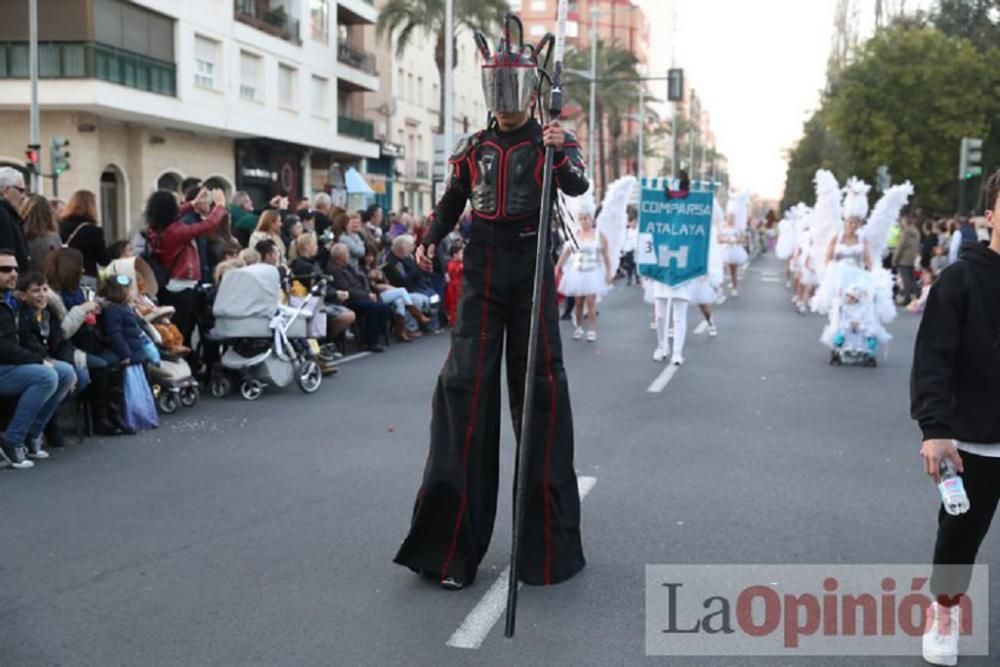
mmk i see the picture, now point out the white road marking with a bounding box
[446,476,598,650]
[761,276,782,283]
[693,320,709,335]
[646,364,680,393]
[332,351,371,365]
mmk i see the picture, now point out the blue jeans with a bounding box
[0,361,76,446]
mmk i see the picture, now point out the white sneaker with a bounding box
[586,331,597,342]
[573,327,585,340]
[670,354,685,366]
[731,288,739,297]
[667,328,674,338]
[922,602,959,666]
[653,346,669,362]
[649,321,657,330]
[707,321,718,337]
[785,279,792,288]
[27,435,49,460]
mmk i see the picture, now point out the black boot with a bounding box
[90,369,124,436]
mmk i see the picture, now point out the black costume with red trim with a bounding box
[393,118,588,586]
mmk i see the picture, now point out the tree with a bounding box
[780,109,851,210]
[376,0,507,134]
[932,0,1000,51]
[827,25,992,212]
[563,40,644,195]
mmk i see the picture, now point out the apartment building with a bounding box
[0,0,379,239]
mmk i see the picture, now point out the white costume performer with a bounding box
[809,174,913,363]
[645,195,724,365]
[720,193,750,266]
[558,177,635,341]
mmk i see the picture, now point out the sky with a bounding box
[634,0,930,201]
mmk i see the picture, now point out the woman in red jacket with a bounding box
[146,188,227,352]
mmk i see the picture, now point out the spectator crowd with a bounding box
[0,166,469,470]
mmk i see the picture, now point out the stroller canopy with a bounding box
[104,256,159,297]
[213,263,282,321]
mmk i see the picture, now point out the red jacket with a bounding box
[149,206,226,283]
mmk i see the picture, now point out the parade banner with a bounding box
[637,178,714,287]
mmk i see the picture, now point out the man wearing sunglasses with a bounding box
[0,167,32,271]
[0,250,75,469]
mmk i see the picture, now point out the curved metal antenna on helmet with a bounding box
[534,33,555,74]
[508,12,525,50]
[473,31,492,61]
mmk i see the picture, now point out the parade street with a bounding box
[1,254,995,666]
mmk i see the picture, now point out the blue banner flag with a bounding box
[637,178,715,287]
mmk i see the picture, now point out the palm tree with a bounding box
[376,0,508,134]
[564,40,643,196]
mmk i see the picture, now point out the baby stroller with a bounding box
[207,264,324,401]
[823,283,887,368]
[104,257,199,413]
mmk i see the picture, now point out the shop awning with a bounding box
[345,167,375,195]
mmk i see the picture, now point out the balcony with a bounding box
[416,160,430,180]
[235,0,301,44]
[337,0,378,26]
[337,42,377,76]
[0,41,176,96]
[339,114,375,141]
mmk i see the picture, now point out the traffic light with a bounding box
[50,136,71,175]
[668,68,684,102]
[25,144,40,176]
[959,137,983,180]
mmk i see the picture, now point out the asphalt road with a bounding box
[2,255,997,666]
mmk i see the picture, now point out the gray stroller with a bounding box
[207,264,324,400]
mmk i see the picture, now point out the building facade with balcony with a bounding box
[0,0,379,239]
[364,5,487,217]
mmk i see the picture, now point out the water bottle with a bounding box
[938,459,970,516]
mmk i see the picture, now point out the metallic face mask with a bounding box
[481,64,539,114]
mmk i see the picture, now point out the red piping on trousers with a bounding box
[440,248,493,580]
[539,281,557,585]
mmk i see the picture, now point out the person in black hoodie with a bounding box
[0,251,75,469]
[910,170,1000,665]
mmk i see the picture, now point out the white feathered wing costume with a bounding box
[775,203,808,260]
[817,180,914,350]
[596,176,637,279]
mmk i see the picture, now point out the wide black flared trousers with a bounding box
[394,233,585,586]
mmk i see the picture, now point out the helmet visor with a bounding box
[482,65,538,114]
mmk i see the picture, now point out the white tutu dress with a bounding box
[559,234,609,297]
[719,226,749,266]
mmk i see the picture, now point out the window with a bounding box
[407,73,414,103]
[310,0,329,43]
[530,0,547,10]
[395,67,403,97]
[508,0,522,8]
[239,50,261,101]
[279,64,297,107]
[311,75,329,117]
[566,20,579,38]
[194,35,219,89]
[417,76,423,106]
[530,24,546,37]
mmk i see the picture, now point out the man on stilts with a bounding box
[393,18,588,590]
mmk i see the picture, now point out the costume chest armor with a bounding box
[469,139,543,220]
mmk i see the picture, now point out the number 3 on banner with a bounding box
[637,233,656,265]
